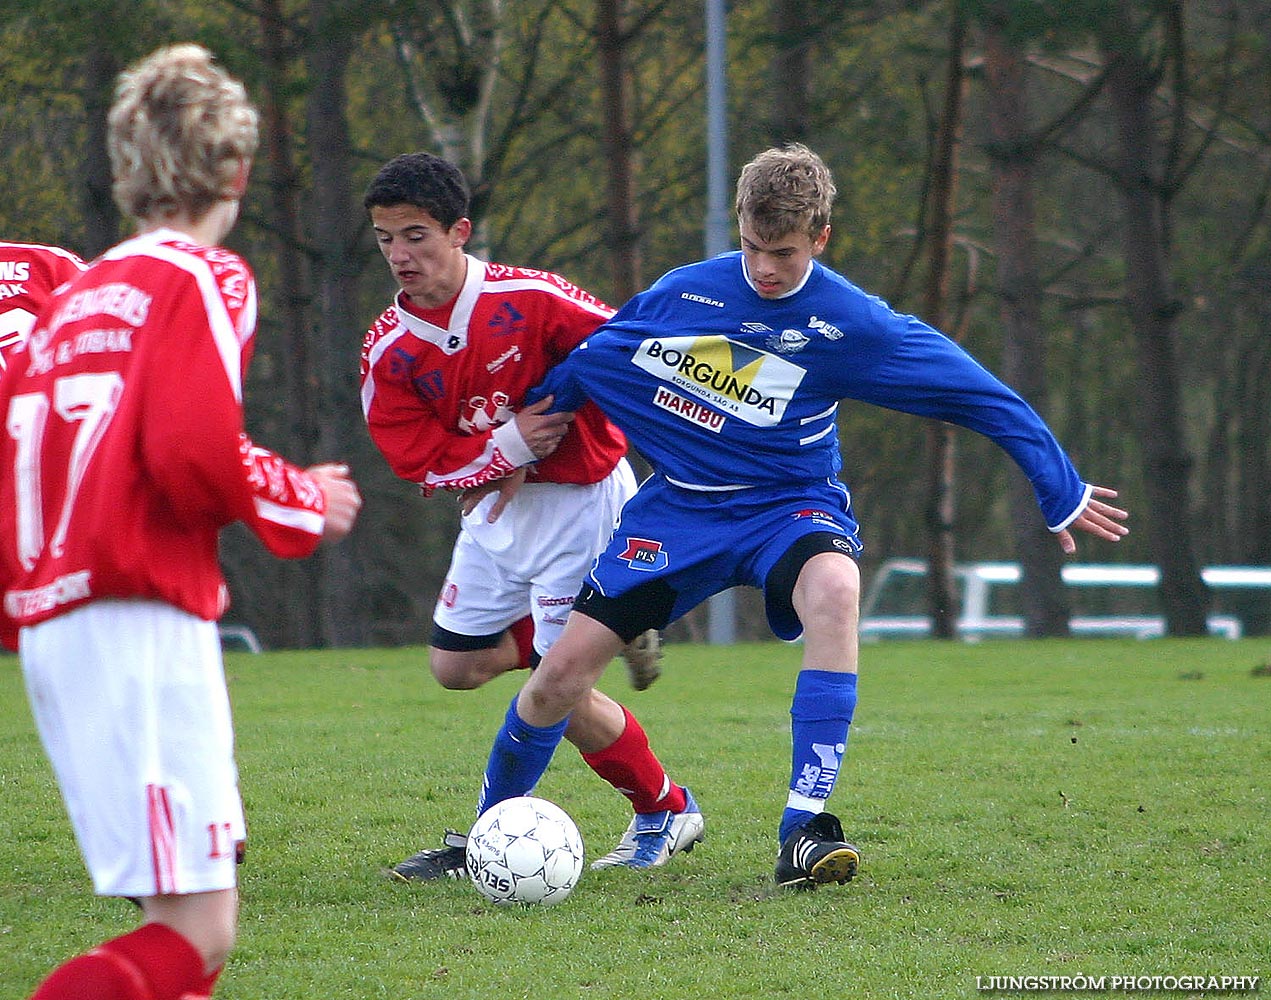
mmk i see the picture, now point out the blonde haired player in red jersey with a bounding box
[0,241,86,370]
[3,45,361,1000]
[361,153,703,878]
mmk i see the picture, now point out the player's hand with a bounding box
[1056,485,1128,554]
[515,395,574,459]
[308,462,362,541]
[459,467,528,522]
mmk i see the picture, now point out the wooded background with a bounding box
[2,0,1268,647]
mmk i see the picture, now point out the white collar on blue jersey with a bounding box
[740,255,815,299]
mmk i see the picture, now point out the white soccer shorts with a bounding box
[20,599,246,898]
[434,459,638,656]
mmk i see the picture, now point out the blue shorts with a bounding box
[582,475,862,640]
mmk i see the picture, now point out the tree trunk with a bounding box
[982,6,1069,636]
[922,13,966,640]
[78,21,120,257]
[596,0,643,303]
[770,0,813,143]
[259,0,319,461]
[303,0,371,647]
[1101,8,1208,635]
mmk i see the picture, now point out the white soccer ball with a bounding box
[465,796,585,906]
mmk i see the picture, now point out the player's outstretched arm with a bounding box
[1056,485,1129,554]
[307,462,363,542]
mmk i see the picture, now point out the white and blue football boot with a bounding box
[590,788,705,870]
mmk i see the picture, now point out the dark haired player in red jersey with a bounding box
[360,152,703,878]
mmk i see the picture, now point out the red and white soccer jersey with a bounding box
[0,241,86,371]
[0,228,327,649]
[359,256,627,494]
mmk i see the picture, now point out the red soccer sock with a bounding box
[580,705,687,815]
[507,616,539,670]
[29,922,205,1000]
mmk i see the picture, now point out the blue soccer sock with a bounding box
[780,669,857,844]
[477,695,569,815]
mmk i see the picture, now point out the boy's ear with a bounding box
[229,157,251,198]
[812,223,831,255]
[450,217,473,248]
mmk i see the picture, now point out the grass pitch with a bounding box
[2,639,1267,998]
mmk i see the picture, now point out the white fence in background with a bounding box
[859,559,1271,641]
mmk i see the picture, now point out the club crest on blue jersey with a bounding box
[767,328,810,354]
[618,537,669,572]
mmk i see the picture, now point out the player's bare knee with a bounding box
[794,557,860,627]
[429,650,502,690]
[526,656,595,715]
[520,680,580,721]
[429,660,482,690]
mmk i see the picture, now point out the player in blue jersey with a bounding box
[473,143,1129,887]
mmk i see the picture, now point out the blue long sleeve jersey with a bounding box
[529,252,1091,532]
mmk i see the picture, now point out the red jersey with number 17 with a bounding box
[0,229,327,648]
[359,256,627,494]
[0,241,87,370]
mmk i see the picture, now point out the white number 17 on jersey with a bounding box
[6,372,124,570]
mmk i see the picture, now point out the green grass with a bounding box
[2,639,1268,998]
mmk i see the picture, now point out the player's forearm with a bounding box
[239,435,327,557]
[419,423,536,495]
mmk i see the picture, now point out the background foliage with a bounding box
[1,0,1269,645]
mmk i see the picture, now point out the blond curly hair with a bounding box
[108,44,258,223]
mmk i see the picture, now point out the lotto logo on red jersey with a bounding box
[618,538,668,572]
[487,301,525,337]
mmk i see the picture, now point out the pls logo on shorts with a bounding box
[618,538,669,572]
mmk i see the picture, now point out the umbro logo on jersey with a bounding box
[618,537,669,572]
